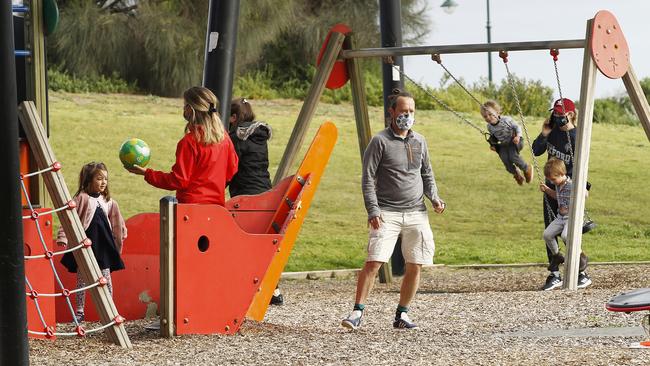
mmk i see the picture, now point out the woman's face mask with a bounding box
[551,114,568,128]
[395,113,415,130]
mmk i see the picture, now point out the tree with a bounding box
[47,0,430,96]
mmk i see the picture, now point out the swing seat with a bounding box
[484,133,500,148]
[582,220,596,234]
[606,288,650,313]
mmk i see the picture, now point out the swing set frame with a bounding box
[273,10,650,290]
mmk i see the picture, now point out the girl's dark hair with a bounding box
[230,98,256,124]
[387,88,414,110]
[76,162,111,201]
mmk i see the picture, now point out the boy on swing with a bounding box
[480,100,533,185]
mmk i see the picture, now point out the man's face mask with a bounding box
[551,114,569,128]
[395,113,415,131]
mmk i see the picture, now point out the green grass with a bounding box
[48,92,650,271]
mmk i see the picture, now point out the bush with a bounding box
[48,69,137,94]
[593,97,637,125]
[233,70,279,100]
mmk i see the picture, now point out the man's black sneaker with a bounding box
[341,310,363,330]
[577,272,592,289]
[270,294,284,306]
[542,274,563,291]
[393,312,418,329]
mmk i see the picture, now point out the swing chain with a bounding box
[432,54,484,109]
[551,50,594,223]
[389,64,488,136]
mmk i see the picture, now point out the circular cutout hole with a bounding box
[197,235,209,252]
[614,44,619,49]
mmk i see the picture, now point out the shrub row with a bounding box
[48,67,650,125]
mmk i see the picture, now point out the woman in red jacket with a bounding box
[126,86,238,205]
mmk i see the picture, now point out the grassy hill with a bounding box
[49,92,650,271]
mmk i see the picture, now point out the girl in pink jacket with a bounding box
[57,162,127,322]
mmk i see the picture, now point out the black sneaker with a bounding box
[341,310,363,330]
[270,294,284,306]
[393,312,418,329]
[577,272,592,289]
[542,274,563,291]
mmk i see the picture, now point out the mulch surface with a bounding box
[30,265,650,365]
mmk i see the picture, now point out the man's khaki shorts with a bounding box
[366,210,435,265]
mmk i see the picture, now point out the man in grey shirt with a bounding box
[341,90,445,330]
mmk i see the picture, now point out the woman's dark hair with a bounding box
[387,88,414,110]
[76,162,110,201]
[230,98,256,124]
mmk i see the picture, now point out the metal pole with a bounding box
[0,4,29,365]
[340,39,585,59]
[379,0,405,279]
[379,0,405,127]
[202,0,240,129]
[486,0,492,83]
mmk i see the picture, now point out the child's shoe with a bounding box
[542,274,562,291]
[524,165,533,183]
[513,172,524,185]
[577,272,592,289]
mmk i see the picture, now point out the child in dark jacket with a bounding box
[228,98,282,305]
[228,98,272,197]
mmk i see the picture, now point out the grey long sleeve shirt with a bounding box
[486,115,522,144]
[362,127,440,219]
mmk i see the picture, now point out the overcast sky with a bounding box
[403,0,649,101]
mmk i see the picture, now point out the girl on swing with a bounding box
[480,100,533,185]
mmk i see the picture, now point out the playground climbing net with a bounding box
[20,161,124,338]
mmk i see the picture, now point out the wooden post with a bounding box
[272,31,345,185]
[622,65,650,141]
[18,102,131,347]
[345,34,393,283]
[25,0,49,208]
[159,196,177,337]
[563,19,597,291]
[346,36,372,160]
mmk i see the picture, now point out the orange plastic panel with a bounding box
[174,204,283,335]
[317,24,352,90]
[23,209,56,340]
[247,122,338,320]
[56,213,160,322]
[590,10,629,79]
[226,177,292,234]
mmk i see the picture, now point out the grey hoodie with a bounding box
[362,127,440,219]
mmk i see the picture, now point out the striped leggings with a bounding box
[75,268,112,317]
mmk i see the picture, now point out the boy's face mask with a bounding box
[551,114,569,128]
[395,113,415,131]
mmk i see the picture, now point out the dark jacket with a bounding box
[532,127,576,177]
[228,121,272,197]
